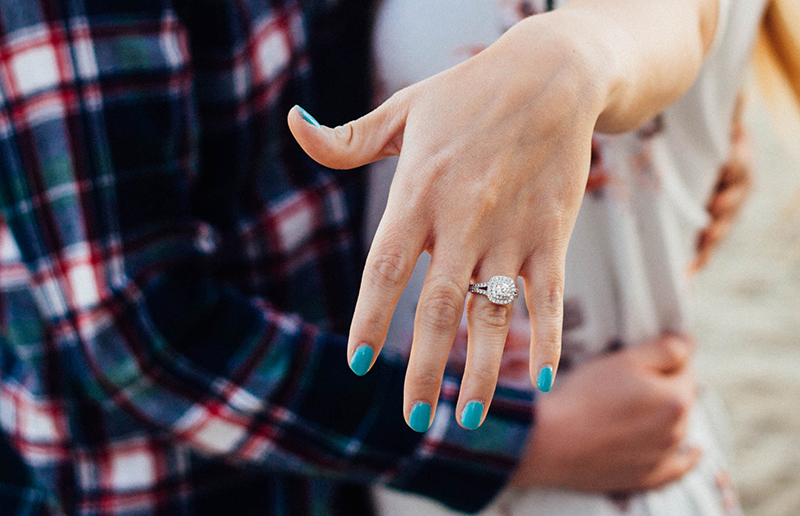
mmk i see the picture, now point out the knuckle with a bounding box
[369,248,409,289]
[419,280,465,332]
[535,273,565,317]
[426,146,458,172]
[410,369,443,393]
[390,177,427,212]
[466,363,500,388]
[471,300,513,331]
[660,339,689,367]
[476,193,500,217]
[333,122,355,145]
[530,279,564,356]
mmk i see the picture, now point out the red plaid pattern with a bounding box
[0,1,536,515]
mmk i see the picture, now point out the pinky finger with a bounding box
[521,247,567,393]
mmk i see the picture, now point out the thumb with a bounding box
[632,334,695,374]
[287,90,411,170]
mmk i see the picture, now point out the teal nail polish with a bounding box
[296,105,322,128]
[409,403,432,433]
[461,401,484,430]
[349,345,373,376]
[537,365,554,392]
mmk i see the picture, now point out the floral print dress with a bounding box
[364,0,766,514]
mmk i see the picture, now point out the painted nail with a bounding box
[296,105,322,128]
[349,345,374,376]
[537,365,554,392]
[408,402,432,433]
[461,401,484,430]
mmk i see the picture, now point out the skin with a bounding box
[449,304,703,491]
[288,0,720,431]
[692,96,753,272]
[511,335,702,490]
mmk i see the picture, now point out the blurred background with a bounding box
[690,86,800,516]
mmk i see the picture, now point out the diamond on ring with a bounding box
[468,276,519,305]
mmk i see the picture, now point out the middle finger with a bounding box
[404,248,474,432]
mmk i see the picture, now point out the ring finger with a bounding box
[456,254,522,429]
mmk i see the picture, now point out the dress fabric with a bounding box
[0,0,537,514]
[366,0,766,514]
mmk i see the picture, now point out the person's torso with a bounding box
[366,0,762,514]
[0,0,374,514]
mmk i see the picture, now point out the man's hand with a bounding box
[511,335,702,492]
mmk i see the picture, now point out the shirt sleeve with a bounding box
[0,200,533,515]
[0,3,534,513]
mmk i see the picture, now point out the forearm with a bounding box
[503,0,719,133]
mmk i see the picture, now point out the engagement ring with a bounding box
[468,276,519,305]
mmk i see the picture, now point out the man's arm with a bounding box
[0,3,532,512]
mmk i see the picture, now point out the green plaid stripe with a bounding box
[0,1,535,514]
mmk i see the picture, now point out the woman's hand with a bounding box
[692,95,753,272]
[290,13,610,430]
[289,1,718,431]
[511,335,702,492]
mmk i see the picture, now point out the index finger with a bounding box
[347,204,426,376]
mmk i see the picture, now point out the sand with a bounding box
[689,91,800,516]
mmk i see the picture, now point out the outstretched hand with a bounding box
[288,13,612,431]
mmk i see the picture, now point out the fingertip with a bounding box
[672,332,697,353]
[287,105,337,167]
[661,335,693,368]
[349,344,375,376]
[535,364,555,392]
[296,105,322,128]
[408,402,433,433]
[527,331,562,393]
[460,400,485,430]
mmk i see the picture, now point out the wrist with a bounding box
[500,9,629,130]
[547,0,718,133]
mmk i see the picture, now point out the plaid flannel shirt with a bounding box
[0,0,536,515]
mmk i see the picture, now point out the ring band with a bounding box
[468,275,519,305]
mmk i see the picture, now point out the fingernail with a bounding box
[349,345,374,376]
[537,365,554,392]
[296,105,321,128]
[461,401,484,430]
[409,402,432,433]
